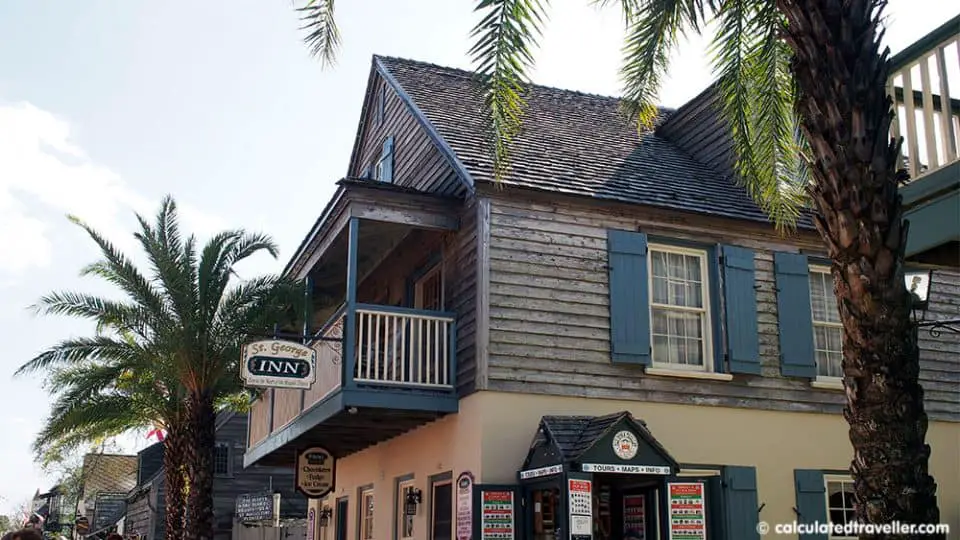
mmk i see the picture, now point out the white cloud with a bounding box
[0,101,224,279]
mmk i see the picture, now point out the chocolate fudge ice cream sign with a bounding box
[241,340,317,389]
[296,447,336,499]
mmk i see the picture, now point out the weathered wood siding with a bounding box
[123,489,154,539]
[248,391,271,448]
[214,414,308,536]
[483,193,960,421]
[350,73,466,197]
[272,388,301,431]
[453,197,479,394]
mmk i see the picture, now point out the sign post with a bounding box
[241,340,317,389]
[296,447,336,499]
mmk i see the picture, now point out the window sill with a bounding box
[811,378,845,391]
[644,368,734,382]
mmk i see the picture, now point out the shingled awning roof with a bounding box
[520,411,680,476]
[377,56,805,226]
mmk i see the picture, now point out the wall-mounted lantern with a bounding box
[405,488,423,517]
[906,269,959,336]
[318,507,333,528]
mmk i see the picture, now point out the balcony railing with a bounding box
[355,304,455,388]
[247,303,457,448]
[888,18,960,180]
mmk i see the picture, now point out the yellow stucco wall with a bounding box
[311,391,959,540]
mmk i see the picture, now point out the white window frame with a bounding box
[414,264,444,311]
[809,265,844,384]
[647,244,714,372]
[397,480,416,539]
[360,489,375,540]
[823,475,856,540]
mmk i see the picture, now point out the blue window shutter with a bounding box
[794,470,828,540]
[380,136,395,183]
[774,252,816,378]
[360,165,372,180]
[722,245,761,375]
[721,466,761,540]
[607,229,650,365]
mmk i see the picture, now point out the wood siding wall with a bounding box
[454,197,479,394]
[482,193,960,421]
[350,73,466,197]
[248,391,271,448]
[123,491,153,539]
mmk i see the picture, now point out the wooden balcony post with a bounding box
[344,217,360,390]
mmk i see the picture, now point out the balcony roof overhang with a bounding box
[284,178,462,281]
[902,162,960,268]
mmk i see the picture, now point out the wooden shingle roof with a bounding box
[376,55,786,225]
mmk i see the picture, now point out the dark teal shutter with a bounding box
[794,470,828,540]
[607,229,650,365]
[721,466,760,540]
[722,245,760,375]
[380,136,395,183]
[774,252,816,378]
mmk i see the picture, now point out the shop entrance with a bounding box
[517,412,684,540]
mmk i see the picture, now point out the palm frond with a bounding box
[469,0,551,178]
[68,215,169,326]
[620,0,707,129]
[710,0,805,231]
[299,0,341,67]
[17,336,146,376]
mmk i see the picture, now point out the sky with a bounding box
[0,0,955,514]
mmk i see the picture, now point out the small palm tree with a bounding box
[18,197,299,540]
[297,0,943,532]
[33,360,191,540]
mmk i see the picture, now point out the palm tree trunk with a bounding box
[164,424,187,540]
[777,0,942,537]
[185,391,217,540]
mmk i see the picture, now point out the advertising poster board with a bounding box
[667,483,706,540]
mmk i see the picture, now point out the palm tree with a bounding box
[17,197,299,540]
[31,360,191,540]
[297,0,943,533]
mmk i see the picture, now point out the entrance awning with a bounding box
[518,411,680,481]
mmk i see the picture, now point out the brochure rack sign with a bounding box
[456,472,475,540]
[568,479,593,539]
[480,490,515,540]
[668,483,706,540]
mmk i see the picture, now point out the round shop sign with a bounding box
[612,430,639,460]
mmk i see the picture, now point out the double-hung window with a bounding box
[824,476,856,539]
[648,244,713,371]
[809,266,843,380]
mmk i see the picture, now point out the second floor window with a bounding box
[809,266,843,379]
[415,264,444,311]
[648,245,712,371]
[213,444,230,476]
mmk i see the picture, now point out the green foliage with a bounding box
[468,0,551,179]
[18,196,301,463]
[296,0,811,230]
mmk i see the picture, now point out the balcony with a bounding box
[888,15,960,267]
[244,179,464,467]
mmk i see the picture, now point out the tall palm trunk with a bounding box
[185,391,217,540]
[164,424,188,540]
[777,0,942,537]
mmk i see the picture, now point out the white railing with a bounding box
[354,305,455,388]
[888,24,960,179]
